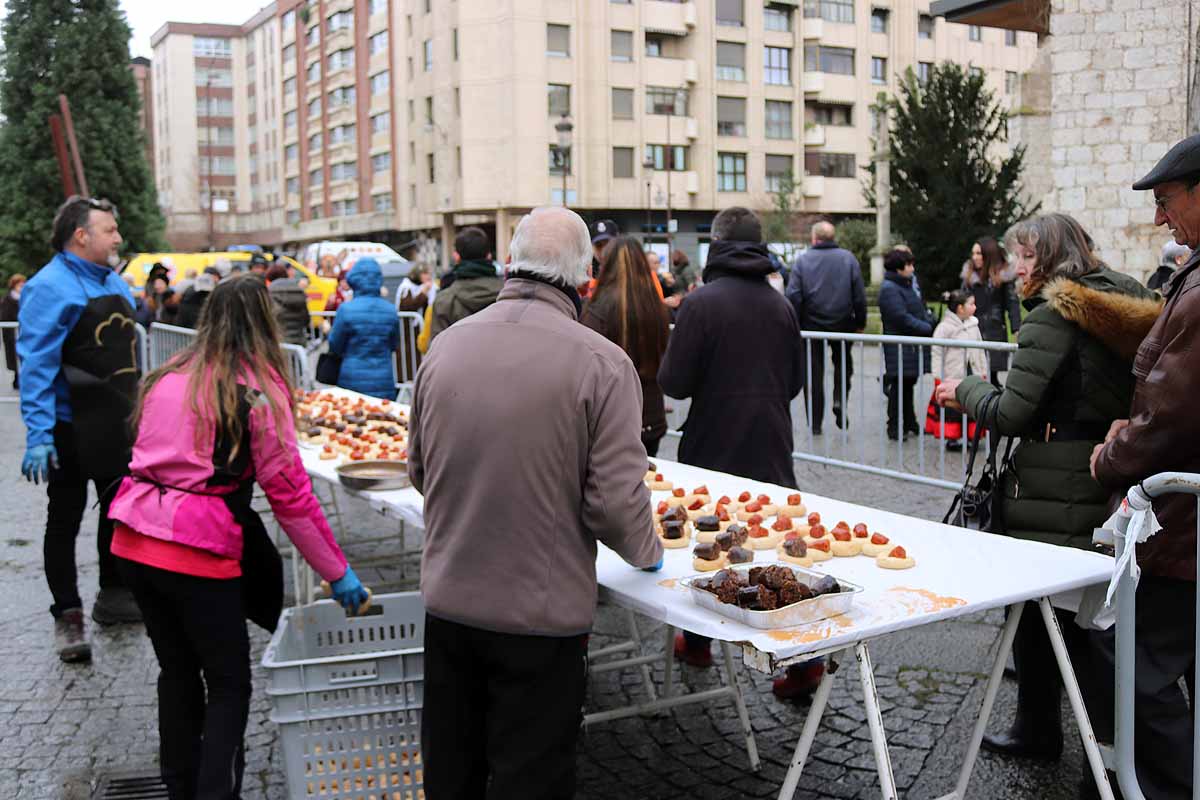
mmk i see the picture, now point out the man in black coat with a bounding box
[658,207,806,675]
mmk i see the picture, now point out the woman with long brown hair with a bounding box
[961,235,1022,384]
[107,274,367,800]
[581,235,672,456]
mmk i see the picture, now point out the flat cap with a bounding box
[1132,133,1200,190]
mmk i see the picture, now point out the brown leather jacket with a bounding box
[1095,251,1200,581]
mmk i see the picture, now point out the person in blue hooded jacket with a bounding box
[18,196,145,664]
[328,258,400,400]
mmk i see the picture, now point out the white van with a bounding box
[299,241,406,267]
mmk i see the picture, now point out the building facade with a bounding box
[151,0,1036,263]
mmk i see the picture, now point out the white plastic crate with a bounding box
[262,592,425,800]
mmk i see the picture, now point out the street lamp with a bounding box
[555,114,573,207]
[643,155,655,244]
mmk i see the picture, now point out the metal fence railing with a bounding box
[147,322,311,390]
[307,309,423,400]
[665,331,1019,491]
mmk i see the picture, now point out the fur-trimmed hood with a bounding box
[1042,274,1163,361]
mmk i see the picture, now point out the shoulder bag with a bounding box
[943,393,1014,531]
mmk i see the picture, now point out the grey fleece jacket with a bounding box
[409,278,662,637]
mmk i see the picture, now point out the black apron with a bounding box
[60,291,139,479]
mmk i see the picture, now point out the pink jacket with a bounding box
[108,369,348,582]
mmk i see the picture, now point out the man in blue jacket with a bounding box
[786,221,867,434]
[18,196,143,663]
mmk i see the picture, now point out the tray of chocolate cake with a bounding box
[684,563,862,630]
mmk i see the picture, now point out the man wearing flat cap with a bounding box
[1089,132,1200,799]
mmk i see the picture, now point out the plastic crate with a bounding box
[262,592,425,800]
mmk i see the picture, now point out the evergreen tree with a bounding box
[864,62,1036,296]
[0,0,164,280]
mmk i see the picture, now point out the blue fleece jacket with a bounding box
[17,252,135,448]
[328,259,400,400]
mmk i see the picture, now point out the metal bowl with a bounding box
[335,460,412,492]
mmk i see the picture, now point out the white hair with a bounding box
[509,206,591,286]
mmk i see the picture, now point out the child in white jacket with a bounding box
[926,291,989,448]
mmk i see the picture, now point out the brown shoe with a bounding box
[55,608,92,663]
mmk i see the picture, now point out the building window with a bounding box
[284,110,297,129]
[1005,70,1019,94]
[716,42,746,81]
[918,62,932,84]
[307,61,321,83]
[423,40,433,70]
[612,87,634,119]
[368,0,385,14]
[646,34,664,57]
[285,144,299,161]
[645,86,688,116]
[287,209,301,224]
[194,68,232,87]
[424,96,433,124]
[331,161,357,181]
[717,152,747,192]
[918,14,935,39]
[330,123,355,145]
[332,198,358,216]
[804,0,854,24]
[716,96,747,137]
[968,25,981,42]
[764,46,791,85]
[805,45,855,75]
[282,43,295,63]
[311,204,322,219]
[309,131,323,151]
[611,30,633,62]
[871,8,889,33]
[1005,29,1018,46]
[196,96,234,116]
[282,10,295,31]
[283,77,296,96]
[804,151,856,178]
[408,99,414,122]
[427,153,435,182]
[309,168,324,187]
[453,29,459,60]
[370,31,388,55]
[764,6,791,31]
[548,84,571,117]
[373,193,393,212]
[286,177,300,195]
[716,0,744,26]
[765,155,793,192]
[371,71,390,95]
[306,98,321,118]
[193,37,232,57]
[373,152,391,172]
[329,86,356,107]
[306,25,320,47]
[765,100,792,139]
[645,144,688,171]
[871,57,887,84]
[547,24,570,57]
[199,126,235,146]
[409,142,416,163]
[327,11,352,33]
[806,102,852,126]
[613,147,635,178]
[327,48,354,72]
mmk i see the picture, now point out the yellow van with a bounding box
[123,252,337,321]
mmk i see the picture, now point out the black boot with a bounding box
[981,713,1064,760]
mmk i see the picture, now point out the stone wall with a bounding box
[1042,0,1192,280]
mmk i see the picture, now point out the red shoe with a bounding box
[772,660,826,700]
[673,632,714,668]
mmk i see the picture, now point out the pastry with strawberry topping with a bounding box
[861,532,893,558]
[830,526,863,557]
[778,492,808,518]
[646,472,673,491]
[805,537,833,562]
[876,545,916,570]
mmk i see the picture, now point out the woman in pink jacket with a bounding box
[107,274,367,800]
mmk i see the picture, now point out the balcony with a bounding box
[802,175,825,197]
[324,27,352,52]
[645,56,698,87]
[803,19,823,39]
[803,73,824,93]
[685,117,699,140]
[643,0,697,36]
[805,125,826,146]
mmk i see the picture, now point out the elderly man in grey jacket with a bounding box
[408,205,663,800]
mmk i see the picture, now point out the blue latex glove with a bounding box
[642,557,664,573]
[330,566,370,614]
[21,444,59,485]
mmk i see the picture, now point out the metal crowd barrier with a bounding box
[665,331,1018,491]
[147,322,311,389]
[1095,473,1200,800]
[307,309,423,401]
[0,321,18,403]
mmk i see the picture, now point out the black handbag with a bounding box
[316,351,342,385]
[943,394,1014,531]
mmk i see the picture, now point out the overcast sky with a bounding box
[121,0,272,58]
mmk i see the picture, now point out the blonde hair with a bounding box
[1004,213,1100,298]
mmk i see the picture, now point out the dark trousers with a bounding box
[1009,602,1091,735]
[883,376,919,435]
[119,558,251,800]
[644,436,662,459]
[1088,577,1195,800]
[46,422,123,617]
[422,613,587,800]
[803,339,853,430]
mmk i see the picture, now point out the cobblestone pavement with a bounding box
[0,396,1093,800]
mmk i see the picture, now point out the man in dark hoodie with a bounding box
[658,208,809,684]
[428,227,504,344]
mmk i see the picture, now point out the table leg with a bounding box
[950,601,1024,799]
[778,649,844,800]
[857,642,899,800]
[1038,597,1116,800]
[662,625,676,702]
[624,608,658,705]
[719,641,761,771]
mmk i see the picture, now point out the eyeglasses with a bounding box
[1155,190,1188,212]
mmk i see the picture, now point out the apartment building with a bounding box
[151,0,1036,262]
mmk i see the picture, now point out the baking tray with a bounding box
[685,562,863,630]
[335,460,412,491]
